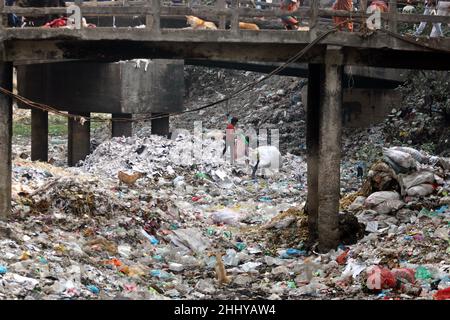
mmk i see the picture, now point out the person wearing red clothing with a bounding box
[223,117,239,163]
[226,120,237,131]
[368,0,389,13]
[280,0,301,30]
[332,0,354,32]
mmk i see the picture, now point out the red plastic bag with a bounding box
[366,266,397,290]
[434,287,450,300]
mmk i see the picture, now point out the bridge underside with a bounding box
[2,29,450,70]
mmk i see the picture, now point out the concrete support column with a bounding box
[151,113,169,137]
[112,113,133,137]
[31,109,48,162]
[68,112,90,167]
[317,48,344,252]
[306,64,323,243]
[0,62,13,220]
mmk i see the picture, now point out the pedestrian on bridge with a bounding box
[5,0,22,27]
[414,0,443,38]
[332,0,354,31]
[367,0,389,12]
[280,0,301,30]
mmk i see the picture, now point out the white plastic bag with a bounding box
[391,146,428,163]
[373,200,405,214]
[365,191,400,207]
[406,184,434,197]
[365,191,403,214]
[383,147,416,170]
[398,171,435,193]
[210,209,241,225]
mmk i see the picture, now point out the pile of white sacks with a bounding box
[349,146,450,215]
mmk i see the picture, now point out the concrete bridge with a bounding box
[1,0,450,251]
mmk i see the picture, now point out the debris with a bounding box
[169,228,211,253]
[366,266,397,291]
[87,285,100,295]
[0,266,7,274]
[434,287,450,300]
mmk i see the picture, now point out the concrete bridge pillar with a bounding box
[31,109,48,162]
[112,113,133,137]
[306,63,322,243]
[68,112,90,166]
[306,47,343,252]
[0,62,13,220]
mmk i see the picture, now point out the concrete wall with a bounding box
[302,87,402,128]
[17,60,184,114]
[342,89,402,128]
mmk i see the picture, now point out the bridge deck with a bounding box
[1,1,450,69]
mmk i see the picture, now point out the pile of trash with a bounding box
[4,128,450,300]
[3,132,313,299]
[172,66,307,155]
[339,146,450,299]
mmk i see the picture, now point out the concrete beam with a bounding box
[151,113,169,137]
[112,113,133,137]
[185,60,404,88]
[17,60,185,114]
[0,63,13,220]
[317,48,343,252]
[306,63,323,243]
[6,38,450,70]
[31,109,48,162]
[68,113,90,166]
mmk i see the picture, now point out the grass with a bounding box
[13,114,105,138]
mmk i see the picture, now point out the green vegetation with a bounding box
[13,114,104,137]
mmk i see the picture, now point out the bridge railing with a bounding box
[0,0,450,36]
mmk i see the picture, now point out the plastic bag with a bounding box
[434,287,450,300]
[169,228,211,253]
[210,209,241,225]
[398,171,435,193]
[373,200,405,214]
[391,146,428,164]
[365,191,400,207]
[366,266,397,290]
[439,157,450,170]
[406,184,434,197]
[383,147,417,171]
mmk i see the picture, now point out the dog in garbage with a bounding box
[208,252,231,285]
[185,15,218,30]
[118,171,145,187]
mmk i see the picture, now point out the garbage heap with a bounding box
[2,132,311,300]
[2,130,450,299]
[341,146,450,299]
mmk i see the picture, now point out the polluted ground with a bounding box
[2,65,450,300]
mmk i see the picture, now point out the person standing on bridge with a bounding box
[280,0,302,30]
[332,0,354,31]
[5,0,22,27]
[413,0,443,38]
[367,0,389,13]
